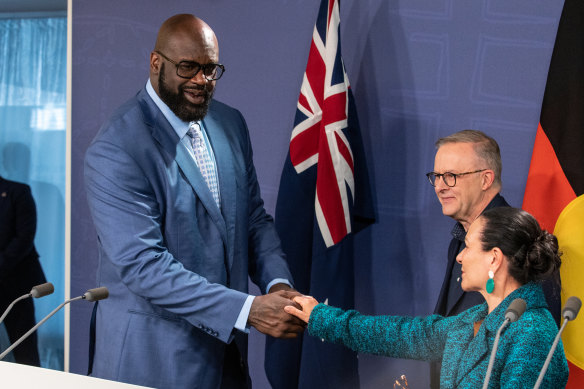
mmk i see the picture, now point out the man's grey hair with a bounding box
[436,129,502,187]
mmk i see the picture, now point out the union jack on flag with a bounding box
[289,0,354,248]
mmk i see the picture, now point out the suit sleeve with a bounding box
[85,134,247,343]
[237,111,294,293]
[0,184,37,277]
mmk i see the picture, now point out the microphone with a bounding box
[84,287,109,302]
[0,282,54,325]
[533,296,582,389]
[0,286,109,361]
[482,298,526,389]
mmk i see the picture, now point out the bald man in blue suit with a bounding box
[84,14,303,389]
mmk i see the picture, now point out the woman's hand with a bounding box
[284,295,319,324]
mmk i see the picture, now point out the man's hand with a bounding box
[248,290,306,338]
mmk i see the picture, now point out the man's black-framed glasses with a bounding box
[426,169,486,187]
[155,51,225,81]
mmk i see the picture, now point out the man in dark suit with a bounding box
[84,14,303,389]
[426,130,561,388]
[0,176,46,366]
[429,130,509,318]
[426,130,509,388]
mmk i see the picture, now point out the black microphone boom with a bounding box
[0,286,109,361]
[0,282,54,325]
[533,296,582,389]
[482,298,527,389]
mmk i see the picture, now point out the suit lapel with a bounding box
[442,305,490,387]
[448,263,466,315]
[454,324,490,386]
[137,89,228,246]
[175,143,227,237]
[202,114,236,271]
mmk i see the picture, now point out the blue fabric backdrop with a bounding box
[0,16,66,370]
[70,1,564,387]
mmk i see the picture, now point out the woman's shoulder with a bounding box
[507,306,558,343]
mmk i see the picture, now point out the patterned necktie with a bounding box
[187,121,220,207]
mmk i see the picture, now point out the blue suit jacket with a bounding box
[84,88,292,388]
[309,283,568,388]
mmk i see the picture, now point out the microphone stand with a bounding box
[532,319,568,389]
[0,296,83,361]
[0,295,32,325]
[482,317,509,389]
[0,283,54,325]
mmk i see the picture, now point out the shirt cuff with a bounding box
[266,278,293,294]
[233,278,293,333]
[234,295,255,333]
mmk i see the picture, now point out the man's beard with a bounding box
[158,63,214,122]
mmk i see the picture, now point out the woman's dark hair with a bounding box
[479,207,561,285]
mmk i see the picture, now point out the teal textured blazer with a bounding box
[308,283,568,388]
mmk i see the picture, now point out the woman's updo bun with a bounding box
[479,207,561,285]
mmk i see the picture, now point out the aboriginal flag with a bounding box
[522,0,584,387]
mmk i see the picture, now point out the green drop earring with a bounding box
[486,270,495,294]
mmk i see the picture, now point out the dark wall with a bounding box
[71,1,564,387]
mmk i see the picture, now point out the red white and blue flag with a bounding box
[289,0,355,247]
[265,0,374,387]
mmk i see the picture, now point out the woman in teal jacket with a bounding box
[286,207,569,388]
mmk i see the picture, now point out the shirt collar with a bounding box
[450,193,505,242]
[145,79,190,139]
[451,222,466,242]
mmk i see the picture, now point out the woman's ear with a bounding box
[490,247,504,272]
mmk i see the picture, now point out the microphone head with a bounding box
[30,283,55,298]
[562,296,582,321]
[505,298,527,323]
[84,287,109,302]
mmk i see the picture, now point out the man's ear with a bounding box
[481,169,495,190]
[150,52,161,75]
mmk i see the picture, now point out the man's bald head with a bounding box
[153,14,218,56]
[149,14,220,122]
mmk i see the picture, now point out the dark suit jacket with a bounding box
[0,177,46,301]
[84,87,293,389]
[433,193,510,317]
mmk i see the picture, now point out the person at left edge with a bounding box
[0,176,46,366]
[84,14,304,389]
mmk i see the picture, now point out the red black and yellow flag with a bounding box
[523,0,584,387]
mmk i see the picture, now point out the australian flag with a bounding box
[265,0,374,387]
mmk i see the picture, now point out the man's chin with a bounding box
[174,102,210,122]
[441,206,457,218]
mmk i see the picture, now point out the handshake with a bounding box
[247,284,319,339]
